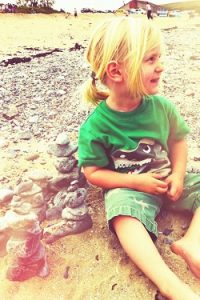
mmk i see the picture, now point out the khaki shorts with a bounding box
[104,173,200,239]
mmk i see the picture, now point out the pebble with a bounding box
[0,188,14,205]
[53,189,86,209]
[63,266,70,279]
[18,131,32,140]
[19,184,42,197]
[47,143,78,157]
[185,89,195,96]
[47,175,72,191]
[61,205,88,221]
[15,180,33,194]
[43,215,93,244]
[27,170,52,181]
[0,137,9,148]
[11,202,33,215]
[162,228,173,236]
[46,206,62,220]
[163,238,174,245]
[54,157,77,173]
[25,153,40,161]
[55,132,70,145]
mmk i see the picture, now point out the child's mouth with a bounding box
[151,78,159,83]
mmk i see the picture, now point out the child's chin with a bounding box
[153,87,160,93]
[149,90,159,95]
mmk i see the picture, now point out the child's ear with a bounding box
[106,61,123,82]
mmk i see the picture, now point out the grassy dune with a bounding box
[163,0,200,12]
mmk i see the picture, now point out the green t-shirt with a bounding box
[78,95,190,176]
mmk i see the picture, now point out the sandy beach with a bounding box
[0,12,199,59]
[0,12,200,300]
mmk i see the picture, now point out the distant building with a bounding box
[0,3,5,12]
[118,1,162,13]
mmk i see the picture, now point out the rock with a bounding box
[37,256,49,278]
[4,218,47,281]
[0,137,9,148]
[77,172,87,188]
[11,202,32,215]
[53,188,86,209]
[67,184,79,192]
[43,214,93,244]
[0,231,10,257]
[28,115,39,123]
[162,228,173,236]
[30,193,45,208]
[55,132,70,145]
[0,188,14,205]
[46,206,62,220]
[181,224,189,230]
[11,193,45,210]
[61,204,88,221]
[54,157,77,173]
[6,229,42,258]
[70,167,81,181]
[31,205,47,223]
[15,180,33,194]
[27,170,52,189]
[47,143,78,157]
[2,105,19,120]
[185,89,195,96]
[4,210,37,229]
[6,263,39,281]
[53,189,68,208]
[6,253,47,281]
[47,175,73,192]
[18,131,32,140]
[25,153,40,161]
[28,170,52,181]
[162,237,174,245]
[18,184,42,197]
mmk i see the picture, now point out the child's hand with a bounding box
[133,173,168,195]
[164,173,184,201]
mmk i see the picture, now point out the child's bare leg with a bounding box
[171,207,200,278]
[112,215,200,300]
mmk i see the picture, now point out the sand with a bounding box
[0,12,200,300]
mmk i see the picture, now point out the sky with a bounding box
[1,0,188,11]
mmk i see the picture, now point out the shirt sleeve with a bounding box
[168,101,190,141]
[78,127,109,168]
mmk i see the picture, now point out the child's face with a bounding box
[142,46,164,95]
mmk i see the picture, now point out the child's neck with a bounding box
[106,95,142,112]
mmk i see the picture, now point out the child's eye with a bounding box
[145,54,161,64]
[147,56,155,63]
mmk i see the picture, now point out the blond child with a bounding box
[78,17,200,300]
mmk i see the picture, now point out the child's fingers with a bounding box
[156,186,168,194]
[155,178,168,188]
[152,173,164,179]
[167,187,180,201]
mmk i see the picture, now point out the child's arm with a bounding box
[83,166,168,195]
[165,138,187,201]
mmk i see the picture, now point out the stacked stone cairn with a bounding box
[0,131,92,281]
[44,131,92,244]
[0,184,49,281]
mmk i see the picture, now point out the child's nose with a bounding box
[155,61,164,73]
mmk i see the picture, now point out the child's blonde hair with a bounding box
[83,16,162,105]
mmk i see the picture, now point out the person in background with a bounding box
[78,17,200,300]
[146,2,153,19]
[74,8,78,17]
